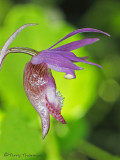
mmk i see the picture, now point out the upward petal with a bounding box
[51,38,99,51]
[48,28,110,50]
[0,23,37,70]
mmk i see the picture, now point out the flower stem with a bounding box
[78,140,120,160]
[7,47,39,56]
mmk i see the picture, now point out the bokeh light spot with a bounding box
[55,123,69,138]
[99,79,120,102]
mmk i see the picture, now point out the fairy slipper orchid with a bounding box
[0,24,110,138]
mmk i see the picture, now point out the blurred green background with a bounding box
[0,0,120,160]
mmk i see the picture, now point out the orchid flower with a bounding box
[0,24,110,138]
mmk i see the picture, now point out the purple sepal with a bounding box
[48,28,110,50]
[31,52,83,70]
[51,38,99,51]
[40,50,102,68]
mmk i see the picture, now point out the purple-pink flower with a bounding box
[0,24,110,138]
